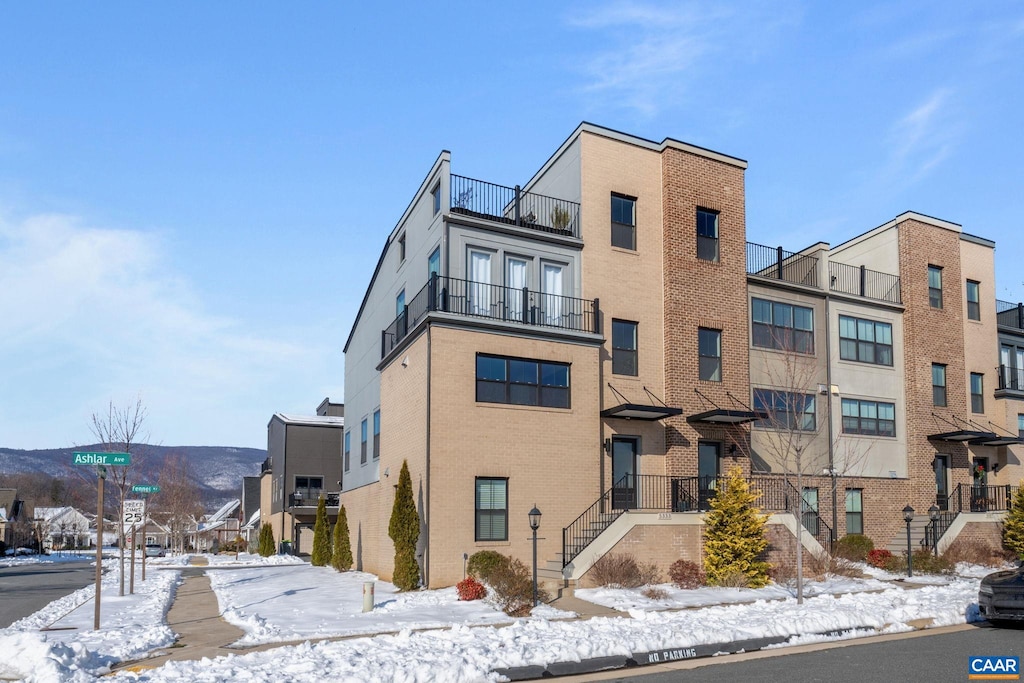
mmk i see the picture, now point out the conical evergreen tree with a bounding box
[311,495,332,566]
[388,460,420,590]
[702,466,771,587]
[1003,482,1024,560]
[332,504,353,571]
[258,523,275,557]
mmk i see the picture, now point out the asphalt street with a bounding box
[0,559,96,628]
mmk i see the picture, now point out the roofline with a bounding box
[344,150,450,353]
[961,231,995,248]
[831,210,971,255]
[268,413,346,429]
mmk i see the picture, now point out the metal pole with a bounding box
[94,468,104,630]
[129,524,136,594]
[141,496,147,582]
[932,518,938,558]
[906,520,913,577]
[532,527,538,607]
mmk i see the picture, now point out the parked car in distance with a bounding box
[979,566,1024,625]
[144,544,165,558]
[4,547,38,556]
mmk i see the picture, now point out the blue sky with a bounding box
[1,1,1022,450]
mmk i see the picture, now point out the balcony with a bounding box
[828,261,902,304]
[997,300,1024,331]
[997,364,1024,395]
[746,242,820,288]
[382,274,599,358]
[449,174,580,239]
[288,489,339,508]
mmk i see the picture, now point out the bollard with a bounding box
[362,581,375,613]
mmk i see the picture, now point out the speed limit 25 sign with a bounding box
[123,500,145,526]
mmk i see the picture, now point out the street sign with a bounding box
[123,500,145,526]
[73,451,131,466]
[131,484,160,494]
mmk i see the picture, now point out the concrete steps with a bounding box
[885,517,933,554]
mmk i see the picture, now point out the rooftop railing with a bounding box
[828,261,902,304]
[746,242,820,288]
[997,299,1024,331]
[382,273,599,358]
[449,174,580,238]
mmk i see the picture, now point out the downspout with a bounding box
[825,292,838,541]
[424,326,432,587]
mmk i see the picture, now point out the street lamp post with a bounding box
[529,506,542,607]
[903,505,915,577]
[928,504,940,557]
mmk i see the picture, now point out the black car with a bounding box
[979,566,1024,625]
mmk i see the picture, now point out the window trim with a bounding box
[696,208,720,262]
[841,398,896,437]
[966,280,981,321]
[751,297,815,355]
[838,314,893,367]
[970,372,984,414]
[932,363,947,407]
[475,477,508,542]
[610,193,637,251]
[475,353,571,408]
[698,327,722,382]
[928,265,943,309]
[611,319,639,376]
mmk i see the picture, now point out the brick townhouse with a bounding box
[338,123,1023,588]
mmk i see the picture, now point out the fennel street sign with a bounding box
[131,484,160,494]
[72,451,131,466]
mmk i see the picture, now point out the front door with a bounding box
[971,457,990,511]
[697,442,721,510]
[934,455,950,510]
[611,437,638,510]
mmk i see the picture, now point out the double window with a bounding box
[751,298,814,354]
[373,410,381,460]
[611,194,636,250]
[696,208,719,262]
[360,419,368,465]
[343,432,351,472]
[475,477,508,542]
[971,373,984,414]
[295,476,323,491]
[928,265,943,308]
[846,489,863,535]
[839,315,893,366]
[842,398,896,437]
[612,319,639,375]
[1000,344,1024,390]
[966,280,981,321]
[698,328,722,381]
[754,389,816,431]
[932,364,947,407]
[476,354,570,408]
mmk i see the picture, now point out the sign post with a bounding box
[74,452,130,630]
[123,500,144,595]
[131,485,159,581]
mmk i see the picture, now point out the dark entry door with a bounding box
[612,437,638,510]
[697,442,721,510]
[934,455,950,510]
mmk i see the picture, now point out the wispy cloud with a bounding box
[886,88,958,184]
[566,0,799,117]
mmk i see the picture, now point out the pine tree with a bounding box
[332,504,353,571]
[311,495,332,566]
[388,460,420,590]
[1003,482,1024,560]
[258,523,275,557]
[702,466,771,588]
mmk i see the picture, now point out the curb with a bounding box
[493,627,882,680]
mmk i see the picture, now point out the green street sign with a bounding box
[73,451,131,466]
[132,484,160,494]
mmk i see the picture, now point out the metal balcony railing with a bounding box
[746,242,820,288]
[997,364,1024,392]
[997,300,1024,331]
[449,174,580,238]
[382,274,599,358]
[288,490,340,508]
[828,262,902,304]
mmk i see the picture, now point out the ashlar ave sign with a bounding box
[72,451,131,466]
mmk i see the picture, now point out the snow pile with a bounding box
[201,552,304,567]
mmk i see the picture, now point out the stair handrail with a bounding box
[561,474,629,568]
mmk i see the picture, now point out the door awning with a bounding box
[970,435,1024,447]
[927,430,997,443]
[601,403,683,421]
[686,408,766,425]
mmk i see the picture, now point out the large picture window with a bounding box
[754,389,816,431]
[475,478,508,542]
[841,398,896,437]
[751,298,814,354]
[839,315,893,366]
[476,354,570,408]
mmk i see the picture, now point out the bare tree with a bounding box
[90,397,149,596]
[152,453,203,554]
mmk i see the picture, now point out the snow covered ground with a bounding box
[0,552,999,683]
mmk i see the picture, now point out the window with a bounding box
[966,280,980,321]
[343,432,351,472]
[932,364,947,407]
[698,328,722,381]
[396,290,405,317]
[431,183,441,215]
[696,208,719,262]
[754,389,816,431]
[612,319,638,375]
[610,194,636,250]
[751,298,814,354]
[428,247,440,276]
[475,478,508,542]
[476,354,570,408]
[845,489,863,535]
[373,410,381,460]
[928,265,943,308]
[1018,414,1024,438]
[971,373,984,413]
[838,315,893,366]
[295,476,323,491]
[1000,343,1024,390]
[841,398,896,437]
[360,419,368,464]
[398,233,406,262]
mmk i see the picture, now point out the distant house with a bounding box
[34,506,91,551]
[240,475,261,546]
[0,488,28,549]
[260,399,344,554]
[192,499,241,552]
